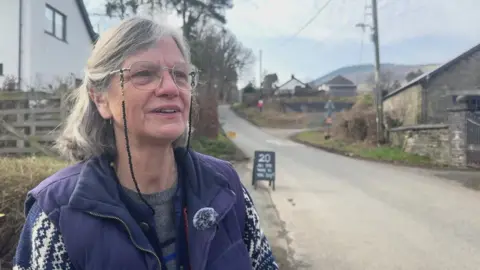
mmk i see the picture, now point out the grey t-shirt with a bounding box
[123,181,178,270]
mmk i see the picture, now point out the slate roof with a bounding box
[324,75,355,86]
[384,41,480,99]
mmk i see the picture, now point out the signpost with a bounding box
[325,99,335,117]
[251,150,276,191]
[324,100,335,139]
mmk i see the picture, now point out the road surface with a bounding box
[220,105,480,270]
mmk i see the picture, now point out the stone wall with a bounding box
[383,84,423,126]
[447,105,468,167]
[389,124,450,165]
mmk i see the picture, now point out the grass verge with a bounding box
[231,104,310,129]
[191,132,246,161]
[292,130,434,167]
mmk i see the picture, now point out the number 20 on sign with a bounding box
[252,150,276,191]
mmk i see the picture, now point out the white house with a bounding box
[274,74,307,95]
[0,0,97,90]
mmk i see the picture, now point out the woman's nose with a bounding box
[154,70,179,97]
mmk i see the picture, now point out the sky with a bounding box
[85,0,480,87]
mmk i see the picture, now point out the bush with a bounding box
[332,93,377,143]
[0,156,69,268]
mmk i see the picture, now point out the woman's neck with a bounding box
[115,144,177,194]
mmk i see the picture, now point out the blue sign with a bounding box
[325,100,335,117]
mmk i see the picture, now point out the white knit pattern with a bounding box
[242,187,279,270]
[14,211,71,270]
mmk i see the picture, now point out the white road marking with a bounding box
[266,139,298,147]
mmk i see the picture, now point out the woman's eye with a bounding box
[133,70,153,77]
[174,71,188,80]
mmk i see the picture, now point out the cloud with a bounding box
[84,0,480,86]
[227,0,480,45]
[225,0,480,85]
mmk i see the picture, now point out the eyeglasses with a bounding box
[110,61,199,91]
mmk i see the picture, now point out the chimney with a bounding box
[291,74,295,80]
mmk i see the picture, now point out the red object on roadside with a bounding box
[257,99,264,108]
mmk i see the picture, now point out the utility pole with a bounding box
[371,0,384,144]
[356,0,384,144]
[258,49,263,89]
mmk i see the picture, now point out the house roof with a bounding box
[384,41,480,100]
[323,75,355,86]
[75,0,98,43]
[276,75,306,90]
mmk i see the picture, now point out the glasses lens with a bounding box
[129,61,161,90]
[173,63,198,91]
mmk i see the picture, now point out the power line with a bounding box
[278,0,336,47]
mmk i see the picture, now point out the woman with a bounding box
[13,17,278,270]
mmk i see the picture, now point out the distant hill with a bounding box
[309,63,440,91]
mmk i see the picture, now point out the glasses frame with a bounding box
[109,61,199,91]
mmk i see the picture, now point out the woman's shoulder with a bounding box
[27,161,85,213]
[31,162,83,194]
[192,151,242,183]
[192,151,236,171]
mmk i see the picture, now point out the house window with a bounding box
[75,79,82,87]
[468,97,480,111]
[45,5,67,41]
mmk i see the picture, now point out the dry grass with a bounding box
[233,105,311,129]
[0,156,69,267]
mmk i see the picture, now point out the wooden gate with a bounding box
[466,111,480,167]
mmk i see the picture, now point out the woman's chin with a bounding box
[145,126,185,143]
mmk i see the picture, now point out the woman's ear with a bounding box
[89,88,113,119]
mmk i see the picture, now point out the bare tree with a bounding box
[170,0,233,40]
[102,0,233,40]
[191,25,254,137]
[366,70,400,95]
[405,69,424,82]
[104,0,144,19]
[261,73,279,89]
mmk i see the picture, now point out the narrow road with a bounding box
[220,105,480,270]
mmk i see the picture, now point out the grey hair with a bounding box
[54,16,195,162]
